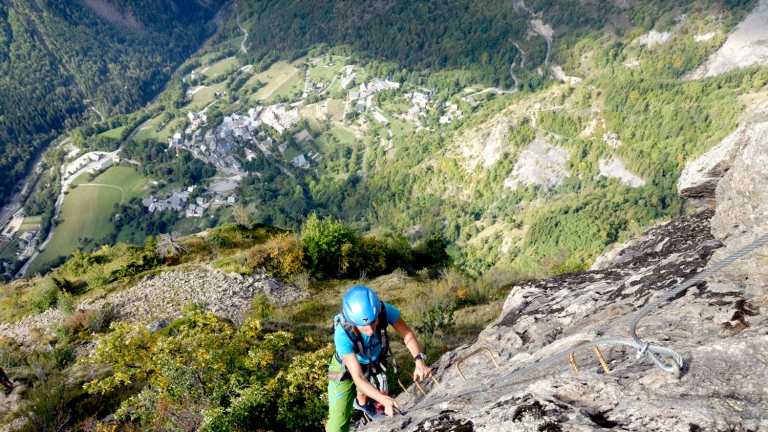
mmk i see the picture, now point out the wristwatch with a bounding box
[414,353,427,362]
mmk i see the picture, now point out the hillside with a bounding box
[1,0,768,429]
[364,99,768,431]
[0,0,224,205]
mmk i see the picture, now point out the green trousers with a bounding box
[327,355,360,432]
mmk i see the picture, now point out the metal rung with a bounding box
[569,340,611,374]
[398,371,440,397]
[456,347,499,381]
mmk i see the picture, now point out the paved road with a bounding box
[234,2,248,54]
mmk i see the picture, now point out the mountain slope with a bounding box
[0,0,223,205]
[365,95,768,432]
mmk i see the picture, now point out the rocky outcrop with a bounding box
[686,0,768,79]
[598,156,645,188]
[365,210,768,431]
[0,269,309,346]
[86,269,309,323]
[503,138,570,189]
[708,104,768,290]
[677,122,744,208]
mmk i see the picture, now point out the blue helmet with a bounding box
[342,286,381,326]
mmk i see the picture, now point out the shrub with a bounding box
[29,281,60,314]
[249,293,276,320]
[205,233,230,249]
[300,213,356,279]
[63,306,114,334]
[246,233,306,280]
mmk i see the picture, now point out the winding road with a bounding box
[234,2,248,55]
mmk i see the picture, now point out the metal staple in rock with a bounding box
[404,232,768,414]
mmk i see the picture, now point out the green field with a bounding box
[381,99,413,115]
[282,147,301,161]
[389,118,414,138]
[185,81,228,109]
[327,100,345,120]
[308,56,347,83]
[19,216,43,233]
[29,168,147,273]
[90,167,148,200]
[200,57,240,79]
[248,61,300,102]
[266,69,303,102]
[328,126,358,146]
[30,186,121,274]
[100,126,126,139]
[130,115,165,142]
[155,117,188,141]
[224,36,244,47]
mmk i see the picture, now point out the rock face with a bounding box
[708,102,768,290]
[598,156,645,188]
[687,0,768,79]
[677,122,744,208]
[0,269,309,346]
[503,138,570,189]
[364,210,768,431]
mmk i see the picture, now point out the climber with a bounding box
[326,286,431,432]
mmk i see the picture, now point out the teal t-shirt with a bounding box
[334,303,400,365]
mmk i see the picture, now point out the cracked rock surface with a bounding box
[364,210,768,431]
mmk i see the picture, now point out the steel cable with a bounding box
[403,232,768,414]
[629,232,768,373]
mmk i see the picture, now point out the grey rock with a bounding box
[364,211,768,431]
[677,119,746,208]
[147,319,169,332]
[709,101,768,289]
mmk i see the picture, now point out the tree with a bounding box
[300,213,356,278]
[232,204,254,229]
[156,232,189,258]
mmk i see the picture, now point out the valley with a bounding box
[0,0,767,429]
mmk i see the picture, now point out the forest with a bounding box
[0,0,223,205]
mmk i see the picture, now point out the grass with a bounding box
[389,118,414,139]
[184,80,228,110]
[327,126,358,146]
[90,167,148,201]
[308,56,347,83]
[130,116,165,142]
[223,36,244,47]
[282,147,301,161]
[19,216,43,233]
[200,57,240,79]
[99,126,126,139]
[327,100,345,120]
[381,99,413,115]
[154,117,187,142]
[298,103,326,132]
[266,69,303,102]
[248,61,300,102]
[29,168,148,274]
[30,186,122,274]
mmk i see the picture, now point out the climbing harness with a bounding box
[331,305,397,382]
[398,232,768,415]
